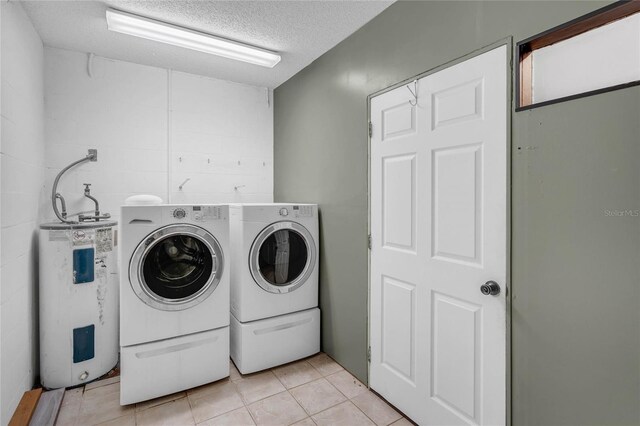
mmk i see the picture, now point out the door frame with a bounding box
[366,37,514,425]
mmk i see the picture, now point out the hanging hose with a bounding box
[51,149,97,223]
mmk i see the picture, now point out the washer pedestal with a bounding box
[120,326,229,405]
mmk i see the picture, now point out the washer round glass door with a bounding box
[249,221,316,294]
[129,224,224,311]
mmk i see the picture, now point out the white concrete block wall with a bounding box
[44,48,169,224]
[44,48,274,224]
[170,71,273,203]
[0,2,45,423]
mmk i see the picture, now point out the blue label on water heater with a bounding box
[73,325,95,363]
[73,248,95,284]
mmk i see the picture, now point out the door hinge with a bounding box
[368,121,372,138]
[367,346,371,362]
[367,234,372,250]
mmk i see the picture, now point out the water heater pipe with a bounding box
[51,149,98,223]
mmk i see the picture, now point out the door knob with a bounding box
[480,281,500,296]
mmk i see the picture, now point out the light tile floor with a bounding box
[55,353,412,426]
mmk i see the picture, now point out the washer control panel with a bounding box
[167,206,226,222]
[279,208,289,217]
[172,208,187,219]
[193,206,224,222]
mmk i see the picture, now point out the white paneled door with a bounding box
[370,45,508,426]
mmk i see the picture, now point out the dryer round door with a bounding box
[249,221,316,294]
[129,224,224,311]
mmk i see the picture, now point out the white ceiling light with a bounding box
[106,9,281,68]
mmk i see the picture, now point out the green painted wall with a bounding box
[274,2,640,424]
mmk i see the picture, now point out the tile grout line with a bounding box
[287,388,313,418]
[350,399,381,426]
[271,361,318,391]
[184,388,197,426]
[76,384,87,425]
[322,373,351,402]
[269,364,289,389]
[187,379,243,424]
[290,376,347,417]
[186,396,197,426]
[244,398,259,426]
[350,392,404,426]
[307,400,357,424]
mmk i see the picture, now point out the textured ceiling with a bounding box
[20,0,393,88]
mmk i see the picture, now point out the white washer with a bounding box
[119,204,229,405]
[230,203,320,374]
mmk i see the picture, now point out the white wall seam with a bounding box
[167,68,173,204]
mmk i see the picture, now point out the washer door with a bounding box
[129,224,224,311]
[249,221,316,294]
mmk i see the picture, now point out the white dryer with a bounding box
[119,204,229,405]
[230,203,320,374]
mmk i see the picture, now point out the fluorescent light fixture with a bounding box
[106,9,281,68]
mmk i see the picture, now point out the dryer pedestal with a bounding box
[230,308,320,374]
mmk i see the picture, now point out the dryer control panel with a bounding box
[292,205,314,218]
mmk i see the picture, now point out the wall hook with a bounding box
[406,80,418,106]
[179,178,191,191]
[87,53,95,78]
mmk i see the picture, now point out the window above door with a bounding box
[517,1,640,110]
